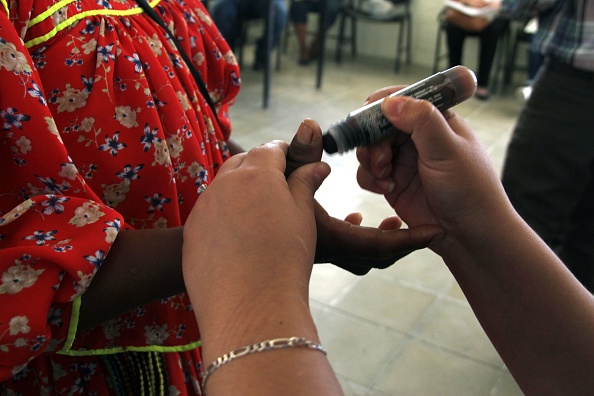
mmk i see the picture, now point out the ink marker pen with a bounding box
[322,66,477,154]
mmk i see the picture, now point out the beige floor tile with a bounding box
[491,369,525,395]
[416,299,503,367]
[312,304,409,387]
[331,274,437,334]
[310,264,363,305]
[374,340,504,396]
[380,249,455,293]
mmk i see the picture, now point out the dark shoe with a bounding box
[298,57,310,66]
[474,86,490,101]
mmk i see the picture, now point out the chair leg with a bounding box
[350,17,357,58]
[503,29,520,92]
[335,12,347,63]
[394,21,405,72]
[432,25,445,74]
[316,0,327,89]
[405,17,412,65]
[262,0,274,108]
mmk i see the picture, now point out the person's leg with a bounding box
[307,0,341,58]
[210,0,241,50]
[290,0,311,63]
[254,0,287,67]
[475,18,507,97]
[502,65,594,290]
[557,164,594,292]
[445,23,466,69]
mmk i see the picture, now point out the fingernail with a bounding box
[383,96,405,117]
[376,178,395,193]
[297,121,314,145]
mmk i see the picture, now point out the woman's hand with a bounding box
[182,140,343,395]
[183,140,329,334]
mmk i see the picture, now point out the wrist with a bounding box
[436,206,530,268]
[197,294,318,362]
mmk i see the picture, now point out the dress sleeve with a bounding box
[0,11,123,381]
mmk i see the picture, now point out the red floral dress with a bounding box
[0,0,240,394]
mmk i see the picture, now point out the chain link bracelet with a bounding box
[202,336,327,391]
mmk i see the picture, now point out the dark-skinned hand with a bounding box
[286,118,443,275]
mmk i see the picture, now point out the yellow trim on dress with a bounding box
[0,0,9,18]
[25,0,162,48]
[58,296,202,356]
[59,340,203,356]
[59,295,82,354]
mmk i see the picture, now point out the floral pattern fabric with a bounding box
[0,0,240,393]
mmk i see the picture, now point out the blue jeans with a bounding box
[211,0,287,62]
[290,0,342,30]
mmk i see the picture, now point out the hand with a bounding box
[356,92,512,256]
[183,140,330,328]
[287,119,443,275]
[182,141,343,395]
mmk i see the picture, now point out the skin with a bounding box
[182,141,343,395]
[356,92,594,395]
[79,120,441,330]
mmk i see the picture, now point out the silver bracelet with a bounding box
[202,336,327,390]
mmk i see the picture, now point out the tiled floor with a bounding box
[228,44,526,395]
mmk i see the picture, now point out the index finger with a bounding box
[365,85,408,105]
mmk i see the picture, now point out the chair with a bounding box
[211,0,282,108]
[335,0,412,72]
[432,8,511,94]
[235,0,280,108]
[502,16,538,92]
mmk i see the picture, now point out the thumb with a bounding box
[287,162,331,211]
[285,119,324,177]
[381,96,461,162]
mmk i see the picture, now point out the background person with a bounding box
[444,0,509,99]
[210,0,288,70]
[500,0,594,291]
[289,0,342,65]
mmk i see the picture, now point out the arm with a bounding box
[356,93,594,395]
[0,9,185,349]
[182,141,343,395]
[78,227,185,329]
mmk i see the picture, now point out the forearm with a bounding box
[78,227,185,330]
[193,290,343,396]
[440,210,594,395]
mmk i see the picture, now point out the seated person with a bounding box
[211,0,288,70]
[290,0,342,65]
[444,0,508,100]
